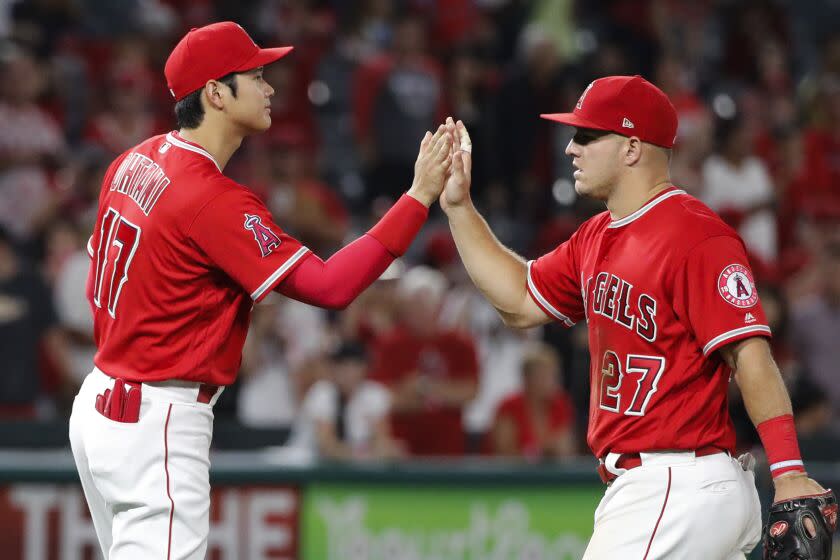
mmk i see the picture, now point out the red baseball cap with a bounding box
[164,22,293,101]
[541,75,678,148]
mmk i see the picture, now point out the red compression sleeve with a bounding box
[367,193,429,257]
[756,414,806,478]
[277,234,394,310]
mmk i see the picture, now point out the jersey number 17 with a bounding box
[93,207,142,318]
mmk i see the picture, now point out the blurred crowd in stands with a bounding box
[0,0,838,464]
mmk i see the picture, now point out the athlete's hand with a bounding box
[440,117,473,214]
[407,125,452,208]
[774,472,828,503]
[773,473,830,538]
[765,475,836,559]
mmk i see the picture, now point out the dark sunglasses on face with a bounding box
[573,128,612,145]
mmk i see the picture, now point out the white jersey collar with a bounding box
[165,131,222,172]
[607,188,686,229]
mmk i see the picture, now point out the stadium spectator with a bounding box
[0,226,72,418]
[0,46,66,249]
[84,68,162,156]
[789,240,840,423]
[286,341,402,462]
[370,265,478,456]
[701,114,778,264]
[491,341,576,460]
[354,13,445,202]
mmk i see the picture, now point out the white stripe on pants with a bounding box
[583,451,762,560]
[69,368,215,559]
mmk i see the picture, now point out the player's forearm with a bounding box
[446,203,531,326]
[728,337,807,479]
[278,194,428,309]
[730,338,792,425]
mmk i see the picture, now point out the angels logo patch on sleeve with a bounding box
[717,264,758,308]
[244,214,281,257]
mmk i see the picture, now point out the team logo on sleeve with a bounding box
[244,214,281,257]
[717,264,758,308]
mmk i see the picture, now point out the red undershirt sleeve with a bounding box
[277,234,394,310]
[277,194,429,309]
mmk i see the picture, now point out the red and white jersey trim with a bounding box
[526,260,575,327]
[702,325,772,356]
[250,246,310,301]
[87,236,94,258]
[165,132,221,172]
[608,189,686,229]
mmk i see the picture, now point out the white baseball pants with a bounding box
[69,368,222,559]
[583,451,762,559]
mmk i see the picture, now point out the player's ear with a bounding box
[624,136,643,166]
[203,80,225,111]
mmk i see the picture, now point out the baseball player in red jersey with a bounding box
[68,22,454,559]
[440,76,833,558]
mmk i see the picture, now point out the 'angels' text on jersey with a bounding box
[585,272,657,342]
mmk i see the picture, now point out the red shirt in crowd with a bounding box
[370,326,478,456]
[494,391,574,458]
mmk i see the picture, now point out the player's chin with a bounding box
[250,115,272,133]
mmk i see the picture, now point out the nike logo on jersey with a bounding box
[586,272,658,342]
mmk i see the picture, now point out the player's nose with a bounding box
[565,138,579,157]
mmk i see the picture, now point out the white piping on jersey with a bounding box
[165,132,222,172]
[769,459,804,472]
[607,189,687,228]
[526,260,575,327]
[702,325,772,356]
[87,236,94,258]
[251,247,311,301]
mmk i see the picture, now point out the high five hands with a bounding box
[407,118,473,210]
[441,116,473,213]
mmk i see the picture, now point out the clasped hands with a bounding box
[406,117,473,212]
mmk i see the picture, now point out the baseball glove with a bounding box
[763,490,838,559]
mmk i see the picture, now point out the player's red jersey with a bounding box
[86,131,310,386]
[527,187,771,458]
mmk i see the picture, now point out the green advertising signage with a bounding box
[301,484,603,560]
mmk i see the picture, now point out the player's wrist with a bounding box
[443,197,476,218]
[367,194,429,257]
[757,414,807,479]
[406,185,436,208]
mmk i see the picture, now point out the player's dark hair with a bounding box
[174,72,239,129]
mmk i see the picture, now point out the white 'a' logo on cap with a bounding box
[576,82,594,110]
[622,118,635,128]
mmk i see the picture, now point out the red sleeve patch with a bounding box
[244,213,282,257]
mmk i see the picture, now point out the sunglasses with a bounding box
[572,128,612,145]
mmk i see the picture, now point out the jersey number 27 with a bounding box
[599,351,665,416]
[93,207,142,318]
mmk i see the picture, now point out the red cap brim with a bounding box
[235,46,294,72]
[540,112,609,131]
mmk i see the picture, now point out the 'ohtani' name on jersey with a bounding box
[110,152,171,215]
[587,272,658,342]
